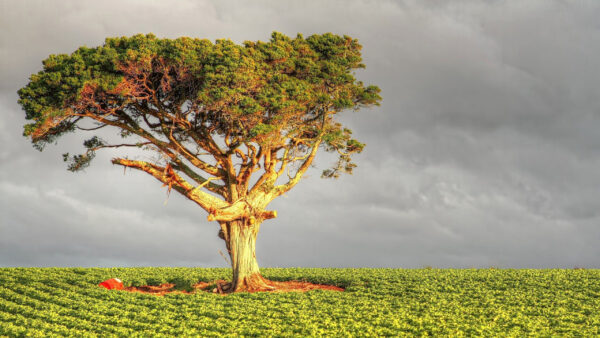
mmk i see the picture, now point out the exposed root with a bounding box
[123,283,187,296]
[206,276,344,294]
[227,273,276,293]
[120,279,344,296]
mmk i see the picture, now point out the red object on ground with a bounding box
[99,278,123,290]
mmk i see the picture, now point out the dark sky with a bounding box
[1,0,599,268]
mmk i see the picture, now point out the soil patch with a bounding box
[122,280,344,295]
[123,283,188,296]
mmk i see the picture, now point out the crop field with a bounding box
[1,268,599,336]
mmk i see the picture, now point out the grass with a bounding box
[1,268,599,336]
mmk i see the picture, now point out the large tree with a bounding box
[18,32,381,292]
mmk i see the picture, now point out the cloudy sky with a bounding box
[1,0,599,269]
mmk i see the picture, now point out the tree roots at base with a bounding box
[216,273,275,294]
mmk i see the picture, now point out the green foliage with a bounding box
[249,123,277,138]
[1,268,599,336]
[18,32,381,177]
[18,46,122,138]
[322,126,365,178]
[62,136,105,172]
[62,152,95,172]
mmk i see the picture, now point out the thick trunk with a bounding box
[221,219,273,292]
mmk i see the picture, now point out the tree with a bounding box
[18,32,381,292]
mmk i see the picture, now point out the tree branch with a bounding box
[72,104,225,183]
[272,138,323,197]
[129,101,225,178]
[111,158,227,212]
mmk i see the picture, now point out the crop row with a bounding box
[1,268,599,336]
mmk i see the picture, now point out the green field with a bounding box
[1,268,599,336]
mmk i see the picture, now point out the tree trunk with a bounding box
[222,219,273,292]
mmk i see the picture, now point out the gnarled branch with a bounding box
[111,158,227,212]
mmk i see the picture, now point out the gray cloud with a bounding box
[1,0,600,268]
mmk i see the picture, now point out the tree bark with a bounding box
[223,219,273,292]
